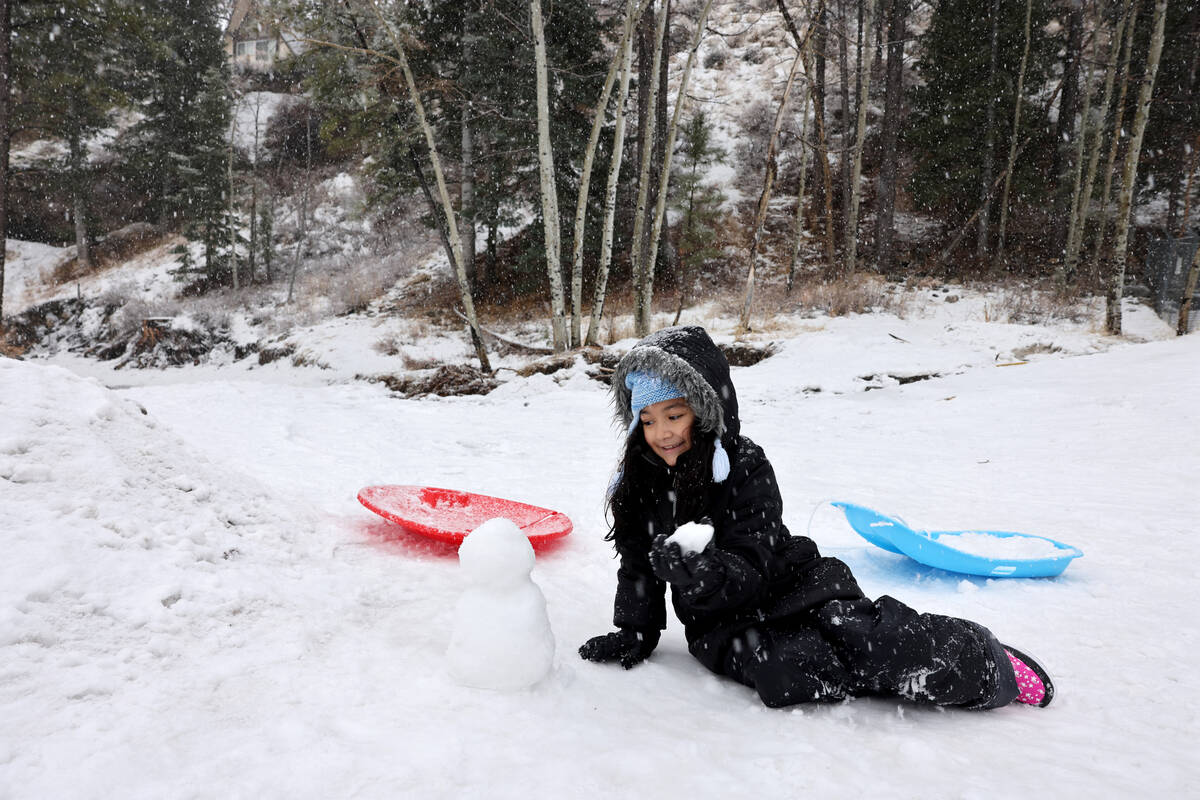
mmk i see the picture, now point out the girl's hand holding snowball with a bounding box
[650,529,720,595]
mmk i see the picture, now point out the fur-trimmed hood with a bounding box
[611,326,740,447]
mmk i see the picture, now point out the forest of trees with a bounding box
[1,0,1197,355]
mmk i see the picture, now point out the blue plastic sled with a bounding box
[832,501,1083,578]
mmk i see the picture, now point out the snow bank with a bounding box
[3,310,1199,798]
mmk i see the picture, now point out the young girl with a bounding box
[579,325,1053,709]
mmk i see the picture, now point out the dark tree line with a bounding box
[1,0,1196,340]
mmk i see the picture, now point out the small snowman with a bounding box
[446,517,555,690]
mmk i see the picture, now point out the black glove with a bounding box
[649,534,694,585]
[578,628,661,669]
[649,534,720,592]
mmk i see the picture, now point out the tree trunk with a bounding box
[977,0,1000,257]
[572,0,652,347]
[1059,3,1103,287]
[641,0,715,335]
[1066,0,1129,285]
[248,93,261,283]
[460,10,476,292]
[875,0,907,275]
[586,7,638,346]
[843,0,877,275]
[1092,0,1140,276]
[740,10,823,330]
[1,0,11,325]
[813,6,837,268]
[788,43,815,290]
[367,0,490,370]
[631,2,668,338]
[228,107,239,290]
[653,0,670,292]
[1178,243,1200,335]
[287,108,311,305]
[530,0,567,351]
[70,144,91,271]
[836,0,852,235]
[1050,0,1085,265]
[995,0,1033,265]
[1105,0,1168,335]
[739,44,806,333]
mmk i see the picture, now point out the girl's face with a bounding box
[639,398,695,467]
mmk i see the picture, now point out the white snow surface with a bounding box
[3,240,73,312]
[3,303,1199,798]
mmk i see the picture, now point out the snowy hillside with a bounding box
[3,297,1197,798]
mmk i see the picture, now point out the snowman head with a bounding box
[458,518,535,588]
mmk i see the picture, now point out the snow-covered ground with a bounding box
[3,293,1197,798]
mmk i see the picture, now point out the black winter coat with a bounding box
[607,326,863,673]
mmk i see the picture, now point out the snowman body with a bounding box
[446,518,555,690]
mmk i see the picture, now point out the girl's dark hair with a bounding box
[604,424,715,547]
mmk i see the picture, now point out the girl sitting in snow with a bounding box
[579,325,1053,709]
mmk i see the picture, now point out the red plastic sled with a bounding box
[357,485,573,547]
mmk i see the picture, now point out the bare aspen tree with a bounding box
[571,0,653,347]
[1065,0,1129,285]
[530,0,568,351]
[813,7,837,268]
[249,92,263,283]
[836,0,851,230]
[365,0,490,370]
[1058,5,1102,287]
[778,0,833,273]
[977,0,1001,257]
[586,10,639,346]
[67,97,91,272]
[1178,244,1200,335]
[639,0,715,337]
[631,2,668,338]
[461,11,476,290]
[286,107,311,305]
[740,8,824,331]
[228,100,238,290]
[0,0,8,326]
[995,0,1033,264]
[843,0,877,275]
[1093,0,1139,272]
[787,44,814,290]
[1105,0,1168,335]
[738,46,807,334]
[875,0,908,275]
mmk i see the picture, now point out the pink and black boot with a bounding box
[1003,645,1055,707]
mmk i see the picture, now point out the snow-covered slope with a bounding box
[2,301,1196,798]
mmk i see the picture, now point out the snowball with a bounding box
[667,521,715,555]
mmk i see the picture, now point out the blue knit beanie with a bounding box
[624,371,685,435]
[622,370,730,483]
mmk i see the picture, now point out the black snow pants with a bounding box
[699,595,1019,709]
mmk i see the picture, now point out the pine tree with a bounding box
[120,0,231,285]
[670,109,726,320]
[906,0,1056,238]
[12,0,130,270]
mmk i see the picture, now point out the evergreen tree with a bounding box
[1136,0,1200,235]
[12,0,131,268]
[292,0,606,296]
[671,110,726,282]
[906,0,1056,229]
[119,0,231,285]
